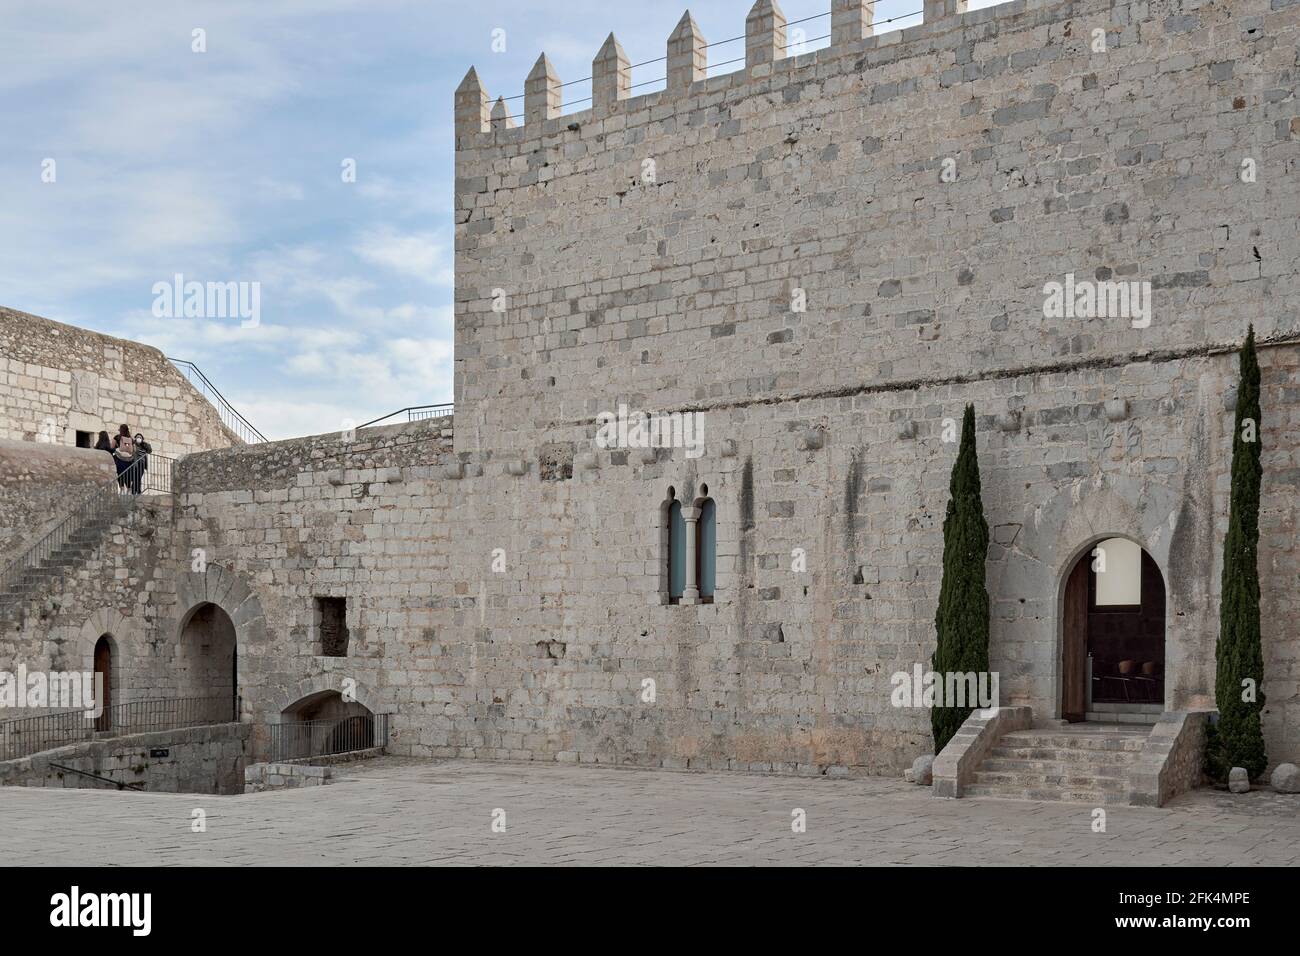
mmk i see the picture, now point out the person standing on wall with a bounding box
[111,424,135,492]
[131,431,152,495]
[94,430,114,457]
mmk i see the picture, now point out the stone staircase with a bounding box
[0,494,137,621]
[963,723,1152,804]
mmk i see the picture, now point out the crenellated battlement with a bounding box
[455,0,1020,150]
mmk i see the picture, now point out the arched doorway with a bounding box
[93,635,113,732]
[1061,537,1166,721]
[177,602,238,720]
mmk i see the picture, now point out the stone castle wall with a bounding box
[453,0,1299,457]
[0,440,117,568]
[1,0,1297,777]
[0,306,239,460]
[156,341,1298,773]
[0,496,178,720]
[0,723,249,795]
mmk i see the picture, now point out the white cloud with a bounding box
[353,228,453,285]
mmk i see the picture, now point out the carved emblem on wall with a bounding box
[72,371,100,414]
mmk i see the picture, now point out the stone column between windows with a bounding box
[682,506,700,604]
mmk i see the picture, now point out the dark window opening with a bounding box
[75,430,92,448]
[317,597,350,657]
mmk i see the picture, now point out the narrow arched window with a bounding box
[668,499,685,603]
[696,497,716,602]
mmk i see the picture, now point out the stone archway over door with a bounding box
[174,564,268,722]
[1060,539,1167,722]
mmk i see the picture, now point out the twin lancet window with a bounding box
[664,486,715,604]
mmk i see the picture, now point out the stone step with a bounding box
[988,745,1143,764]
[1089,702,1163,714]
[997,731,1148,751]
[962,784,1132,805]
[972,769,1129,791]
[981,757,1134,776]
[0,499,137,615]
[1084,711,1159,725]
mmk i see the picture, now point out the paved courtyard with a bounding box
[3,757,1298,866]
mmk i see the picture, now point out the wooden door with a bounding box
[93,636,112,732]
[1061,556,1089,722]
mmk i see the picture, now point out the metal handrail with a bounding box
[0,452,172,605]
[358,404,454,429]
[167,358,268,444]
[47,762,146,791]
[0,695,236,761]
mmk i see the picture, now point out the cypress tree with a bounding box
[1213,326,1267,780]
[931,404,991,753]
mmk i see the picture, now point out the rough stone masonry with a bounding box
[2,0,1298,777]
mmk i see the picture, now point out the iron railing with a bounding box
[268,713,389,763]
[0,453,172,605]
[47,762,146,791]
[168,358,268,444]
[358,404,454,429]
[0,695,236,762]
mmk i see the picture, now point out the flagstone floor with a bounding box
[3,757,1297,866]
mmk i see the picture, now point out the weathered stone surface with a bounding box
[0,306,239,457]
[1271,763,1300,793]
[911,754,934,786]
[1229,767,1250,793]
[2,0,1300,785]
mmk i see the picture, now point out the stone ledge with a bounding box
[932,706,1033,798]
[1128,709,1213,807]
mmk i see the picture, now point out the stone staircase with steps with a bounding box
[0,494,138,623]
[963,723,1152,804]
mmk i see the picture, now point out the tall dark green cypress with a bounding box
[931,404,991,753]
[1213,326,1267,779]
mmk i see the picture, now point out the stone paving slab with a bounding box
[1,757,1297,866]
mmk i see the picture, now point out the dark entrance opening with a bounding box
[75,430,93,448]
[1061,539,1166,721]
[177,602,238,720]
[93,635,113,732]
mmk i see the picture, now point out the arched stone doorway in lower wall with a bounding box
[273,690,377,762]
[176,602,239,720]
[1060,536,1167,722]
[92,634,114,732]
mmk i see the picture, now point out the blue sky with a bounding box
[0,0,995,440]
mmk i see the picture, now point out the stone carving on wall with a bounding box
[72,371,100,414]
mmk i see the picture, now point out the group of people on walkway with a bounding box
[93,425,153,494]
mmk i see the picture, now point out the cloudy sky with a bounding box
[0,0,997,440]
